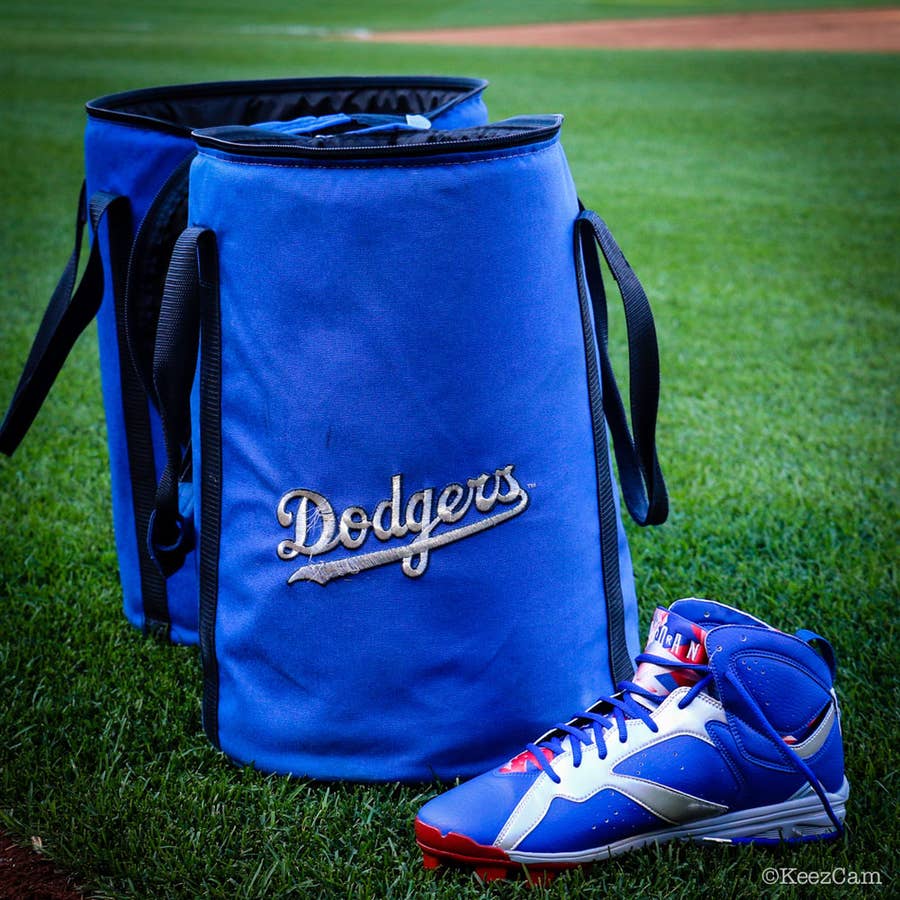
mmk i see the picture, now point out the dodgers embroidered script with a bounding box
[276,465,530,585]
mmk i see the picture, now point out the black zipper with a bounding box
[192,117,563,160]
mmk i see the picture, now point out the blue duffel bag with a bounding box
[150,112,669,780]
[0,76,489,645]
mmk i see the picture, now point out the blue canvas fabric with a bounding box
[2,77,489,647]
[157,115,667,780]
[84,118,197,641]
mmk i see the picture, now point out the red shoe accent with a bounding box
[415,818,579,883]
[475,866,508,882]
[415,819,510,868]
[526,868,557,886]
[499,745,555,774]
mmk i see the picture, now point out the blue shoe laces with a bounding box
[524,652,713,783]
[522,650,844,837]
[723,668,844,836]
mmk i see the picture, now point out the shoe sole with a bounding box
[416,777,849,881]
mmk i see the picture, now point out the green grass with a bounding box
[0,1,898,898]
[1,0,897,32]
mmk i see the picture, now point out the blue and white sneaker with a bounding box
[415,599,849,882]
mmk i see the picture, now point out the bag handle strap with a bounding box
[574,208,668,527]
[0,184,129,455]
[573,208,668,684]
[147,211,666,583]
[148,226,214,577]
[124,156,193,407]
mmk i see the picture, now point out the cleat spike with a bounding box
[475,866,508,882]
[421,851,440,870]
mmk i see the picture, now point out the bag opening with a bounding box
[193,115,564,159]
[86,76,488,136]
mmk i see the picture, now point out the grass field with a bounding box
[4,0,900,32]
[0,1,897,897]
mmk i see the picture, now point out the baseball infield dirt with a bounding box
[366,8,900,52]
[0,833,85,900]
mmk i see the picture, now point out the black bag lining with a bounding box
[193,116,563,159]
[86,76,487,137]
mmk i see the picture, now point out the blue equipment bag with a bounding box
[152,114,668,780]
[0,76,489,646]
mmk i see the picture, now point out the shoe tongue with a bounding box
[499,606,711,776]
[632,606,710,698]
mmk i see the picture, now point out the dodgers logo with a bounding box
[276,465,530,585]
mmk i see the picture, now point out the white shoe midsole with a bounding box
[507,778,850,865]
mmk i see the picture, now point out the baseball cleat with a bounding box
[415,598,848,880]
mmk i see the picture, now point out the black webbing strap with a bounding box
[148,227,213,578]
[576,208,668,528]
[573,208,668,684]
[124,156,193,407]
[107,201,172,637]
[0,184,128,455]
